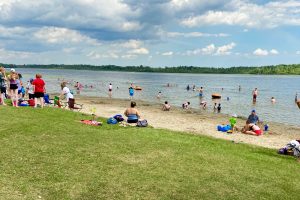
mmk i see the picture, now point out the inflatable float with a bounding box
[212,93,221,99]
[135,86,142,90]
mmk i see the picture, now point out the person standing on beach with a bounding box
[0,67,7,105]
[239,85,241,92]
[108,83,112,98]
[252,88,258,102]
[8,69,19,107]
[129,84,134,100]
[32,74,46,108]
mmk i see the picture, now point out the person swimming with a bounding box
[271,97,276,103]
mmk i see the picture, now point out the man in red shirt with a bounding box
[32,74,46,108]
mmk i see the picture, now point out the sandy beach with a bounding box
[75,96,300,149]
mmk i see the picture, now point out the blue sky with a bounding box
[0,0,300,67]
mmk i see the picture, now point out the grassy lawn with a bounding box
[0,106,299,200]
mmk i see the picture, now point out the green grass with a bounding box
[0,106,299,200]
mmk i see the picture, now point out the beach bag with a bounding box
[137,119,148,127]
[113,114,124,122]
[107,117,118,125]
[28,99,35,107]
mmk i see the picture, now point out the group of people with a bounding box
[0,67,46,108]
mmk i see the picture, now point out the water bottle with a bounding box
[264,124,269,131]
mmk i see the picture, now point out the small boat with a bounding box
[212,93,221,99]
[135,86,142,90]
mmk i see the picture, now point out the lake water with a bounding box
[17,68,300,126]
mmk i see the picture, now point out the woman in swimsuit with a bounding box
[124,101,141,123]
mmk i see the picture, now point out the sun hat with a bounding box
[10,68,15,72]
[252,109,256,113]
[232,114,237,118]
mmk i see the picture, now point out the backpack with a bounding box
[107,117,118,125]
[113,114,124,122]
[137,120,148,127]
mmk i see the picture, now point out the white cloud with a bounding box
[34,27,100,45]
[87,51,119,59]
[0,48,34,60]
[180,0,300,28]
[128,48,149,55]
[162,51,174,56]
[253,48,279,56]
[253,48,269,56]
[216,42,236,55]
[160,30,229,38]
[0,0,141,32]
[270,49,279,55]
[184,42,236,56]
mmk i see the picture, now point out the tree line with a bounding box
[1,63,300,75]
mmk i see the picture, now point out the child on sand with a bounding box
[229,114,237,133]
[162,101,171,111]
[182,102,190,109]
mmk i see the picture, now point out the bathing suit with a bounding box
[129,88,134,96]
[254,129,262,135]
[127,114,138,123]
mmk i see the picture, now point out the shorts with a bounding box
[109,89,112,92]
[29,93,35,99]
[1,87,6,93]
[199,93,203,97]
[129,93,134,97]
[34,92,44,98]
[127,119,138,123]
[253,94,257,99]
[10,84,18,90]
[18,89,22,94]
[254,129,262,136]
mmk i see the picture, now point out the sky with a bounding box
[0,0,300,67]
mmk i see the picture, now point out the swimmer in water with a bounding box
[157,91,162,99]
[271,97,276,103]
[198,87,204,98]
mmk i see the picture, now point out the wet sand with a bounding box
[75,96,300,149]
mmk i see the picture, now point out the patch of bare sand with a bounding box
[77,96,300,149]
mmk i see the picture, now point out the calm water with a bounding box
[17,68,300,126]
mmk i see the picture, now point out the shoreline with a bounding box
[74,95,300,149]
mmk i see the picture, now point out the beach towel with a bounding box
[80,120,102,126]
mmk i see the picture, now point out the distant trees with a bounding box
[1,63,300,75]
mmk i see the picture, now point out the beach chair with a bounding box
[68,98,83,111]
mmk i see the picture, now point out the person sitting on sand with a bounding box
[124,101,141,123]
[247,110,259,124]
[162,101,171,111]
[241,123,263,136]
[182,101,190,109]
[60,82,73,102]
